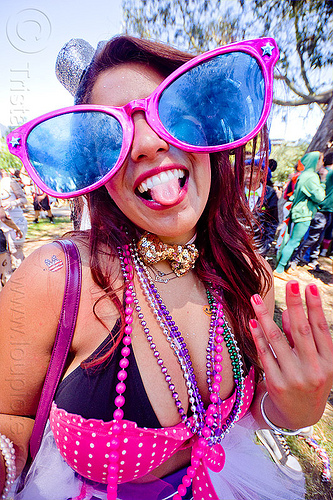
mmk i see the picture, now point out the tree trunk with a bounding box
[307,93,333,153]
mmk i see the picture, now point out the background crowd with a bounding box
[0,168,54,288]
[244,150,333,280]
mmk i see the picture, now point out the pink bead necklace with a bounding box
[106,245,134,500]
[106,244,244,500]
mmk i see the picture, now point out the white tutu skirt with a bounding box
[11,414,305,500]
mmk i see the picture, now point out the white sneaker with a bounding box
[297,426,313,437]
[307,260,319,270]
[320,249,328,257]
[256,429,303,479]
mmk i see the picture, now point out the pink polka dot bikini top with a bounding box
[49,367,255,498]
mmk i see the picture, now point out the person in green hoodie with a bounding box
[274,151,325,279]
[289,151,333,270]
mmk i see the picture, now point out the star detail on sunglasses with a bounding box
[261,42,275,57]
[9,136,21,148]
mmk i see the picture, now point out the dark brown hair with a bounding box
[72,35,271,376]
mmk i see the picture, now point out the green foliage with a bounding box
[122,0,244,51]
[271,141,308,182]
[122,0,333,151]
[122,0,333,104]
[246,0,333,109]
[250,0,333,71]
[0,137,23,172]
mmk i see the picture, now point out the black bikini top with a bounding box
[54,319,161,428]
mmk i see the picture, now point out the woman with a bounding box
[1,35,332,500]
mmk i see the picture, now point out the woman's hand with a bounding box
[249,280,333,430]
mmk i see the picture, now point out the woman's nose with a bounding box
[130,112,169,162]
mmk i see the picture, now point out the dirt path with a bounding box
[273,257,333,333]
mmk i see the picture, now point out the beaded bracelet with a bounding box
[260,392,302,436]
[0,434,16,499]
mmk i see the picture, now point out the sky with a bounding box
[0,0,324,142]
[0,0,123,127]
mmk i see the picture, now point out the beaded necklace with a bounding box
[147,263,178,283]
[132,244,208,433]
[130,242,245,443]
[108,244,245,500]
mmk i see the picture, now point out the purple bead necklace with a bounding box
[129,242,245,443]
[131,244,215,434]
[112,244,245,500]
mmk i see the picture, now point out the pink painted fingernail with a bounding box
[252,294,263,306]
[290,282,299,295]
[249,319,258,329]
[309,284,318,296]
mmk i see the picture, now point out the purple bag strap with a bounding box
[29,239,82,459]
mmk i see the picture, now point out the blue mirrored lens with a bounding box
[27,111,123,194]
[158,52,265,147]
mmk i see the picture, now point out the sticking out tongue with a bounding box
[150,177,181,205]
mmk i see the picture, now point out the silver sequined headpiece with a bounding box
[55,39,96,97]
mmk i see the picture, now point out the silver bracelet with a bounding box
[260,392,302,436]
[0,434,16,500]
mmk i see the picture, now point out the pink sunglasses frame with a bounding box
[7,37,279,199]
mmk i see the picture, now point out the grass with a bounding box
[26,216,72,241]
[286,411,333,499]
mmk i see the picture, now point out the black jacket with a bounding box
[252,185,279,256]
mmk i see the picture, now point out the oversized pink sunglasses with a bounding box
[7,38,278,198]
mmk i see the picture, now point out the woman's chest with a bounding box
[70,266,237,428]
[129,277,236,427]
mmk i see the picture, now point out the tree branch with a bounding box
[176,1,201,51]
[274,73,313,100]
[293,3,315,95]
[273,92,332,106]
[274,73,333,105]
